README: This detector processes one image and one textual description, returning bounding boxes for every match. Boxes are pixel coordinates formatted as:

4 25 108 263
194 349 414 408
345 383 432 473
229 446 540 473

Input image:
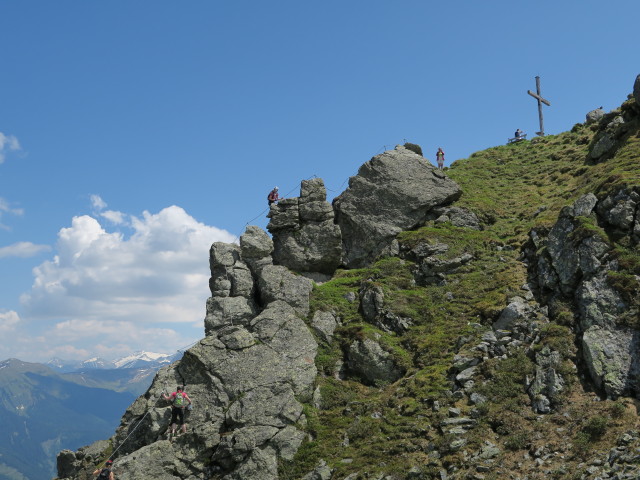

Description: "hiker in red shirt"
163 385 192 440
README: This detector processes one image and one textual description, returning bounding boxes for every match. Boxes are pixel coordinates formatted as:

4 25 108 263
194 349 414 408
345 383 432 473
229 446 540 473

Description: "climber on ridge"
92 459 114 479
267 186 280 205
163 385 192 440
436 147 445 170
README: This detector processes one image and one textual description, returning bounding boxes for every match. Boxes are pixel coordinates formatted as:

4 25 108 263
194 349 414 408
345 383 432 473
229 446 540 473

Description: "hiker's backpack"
173 392 185 408
98 467 111 479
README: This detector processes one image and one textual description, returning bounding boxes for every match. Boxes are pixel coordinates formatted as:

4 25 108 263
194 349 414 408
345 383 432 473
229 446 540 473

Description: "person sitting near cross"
514 128 524 139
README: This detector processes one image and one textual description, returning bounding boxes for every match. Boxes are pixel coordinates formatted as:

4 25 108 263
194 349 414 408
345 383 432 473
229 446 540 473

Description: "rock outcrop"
55 74 640 480
333 145 462 268
588 75 640 161
57 142 469 480
267 178 342 276
58 230 317 480
527 191 640 398
586 107 605 124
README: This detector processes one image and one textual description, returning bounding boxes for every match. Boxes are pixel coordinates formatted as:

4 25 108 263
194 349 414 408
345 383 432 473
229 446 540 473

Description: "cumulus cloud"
18 205 235 360
0 318 189 362
0 241 51 258
0 132 21 164
0 310 20 332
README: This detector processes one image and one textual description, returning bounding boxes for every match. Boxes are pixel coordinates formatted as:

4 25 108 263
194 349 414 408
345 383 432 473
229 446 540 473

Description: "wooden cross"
527 76 551 136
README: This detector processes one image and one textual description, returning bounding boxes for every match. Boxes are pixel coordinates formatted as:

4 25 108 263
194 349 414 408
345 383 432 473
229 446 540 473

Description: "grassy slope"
280 98 640 479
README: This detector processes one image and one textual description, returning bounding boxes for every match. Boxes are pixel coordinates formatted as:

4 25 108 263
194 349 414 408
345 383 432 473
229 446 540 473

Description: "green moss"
504 431 531 451
568 215 610 244
537 323 576 359
477 352 535 404
582 415 608 439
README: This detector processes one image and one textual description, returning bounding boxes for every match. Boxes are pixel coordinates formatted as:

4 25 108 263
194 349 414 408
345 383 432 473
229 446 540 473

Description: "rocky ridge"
57 146 462 479
58 75 640 480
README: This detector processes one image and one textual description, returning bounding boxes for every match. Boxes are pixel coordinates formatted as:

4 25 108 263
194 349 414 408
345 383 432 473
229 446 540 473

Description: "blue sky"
0 1 638 362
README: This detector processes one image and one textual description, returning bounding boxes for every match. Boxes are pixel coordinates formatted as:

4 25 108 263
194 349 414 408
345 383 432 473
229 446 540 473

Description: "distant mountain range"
0 352 181 480
46 350 180 373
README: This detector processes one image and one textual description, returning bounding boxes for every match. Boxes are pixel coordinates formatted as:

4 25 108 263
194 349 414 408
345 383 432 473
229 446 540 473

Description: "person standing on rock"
163 385 192 440
267 186 280 205
92 459 114 479
436 148 445 169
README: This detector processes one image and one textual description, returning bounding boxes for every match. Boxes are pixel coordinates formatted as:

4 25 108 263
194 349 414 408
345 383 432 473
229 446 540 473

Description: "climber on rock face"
163 385 192 440
92 459 114 480
267 186 280 205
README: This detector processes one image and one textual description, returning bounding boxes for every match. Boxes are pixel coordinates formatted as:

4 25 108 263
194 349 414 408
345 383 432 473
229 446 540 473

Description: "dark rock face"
528 346 565 414
527 191 640 398
333 145 462 268
588 75 640 161
359 281 413 334
400 239 473 287
267 178 342 275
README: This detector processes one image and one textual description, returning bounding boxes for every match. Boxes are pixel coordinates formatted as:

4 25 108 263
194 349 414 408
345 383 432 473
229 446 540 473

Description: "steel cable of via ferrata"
229 174 319 243
99 393 163 469
99 337 202 469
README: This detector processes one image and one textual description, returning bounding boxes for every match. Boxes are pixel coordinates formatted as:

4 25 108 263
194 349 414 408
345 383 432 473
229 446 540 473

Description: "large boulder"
333 145 462 268
582 325 640 398
585 108 605 124
267 178 342 275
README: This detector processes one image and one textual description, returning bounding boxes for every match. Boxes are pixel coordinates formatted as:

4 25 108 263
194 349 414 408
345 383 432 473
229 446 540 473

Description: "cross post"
527 76 551 136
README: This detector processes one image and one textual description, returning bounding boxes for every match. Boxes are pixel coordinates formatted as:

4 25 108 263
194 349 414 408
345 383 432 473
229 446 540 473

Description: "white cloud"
0 310 20 332
0 198 24 230
0 198 24 216
90 194 107 211
17 205 236 360
0 241 51 258
100 210 126 225
0 132 21 164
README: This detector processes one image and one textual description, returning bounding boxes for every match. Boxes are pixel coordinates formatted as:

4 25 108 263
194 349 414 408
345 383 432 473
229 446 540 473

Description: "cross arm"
527 90 551 106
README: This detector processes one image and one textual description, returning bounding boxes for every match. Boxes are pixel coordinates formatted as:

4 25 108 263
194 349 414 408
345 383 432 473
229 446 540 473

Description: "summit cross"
527 76 551 136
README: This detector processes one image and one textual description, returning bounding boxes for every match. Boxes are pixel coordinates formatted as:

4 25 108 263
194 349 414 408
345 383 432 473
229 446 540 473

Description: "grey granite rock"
347 338 404 385
268 178 342 274
586 108 606 124
257 265 313 316
333 145 462 268
311 310 339 343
